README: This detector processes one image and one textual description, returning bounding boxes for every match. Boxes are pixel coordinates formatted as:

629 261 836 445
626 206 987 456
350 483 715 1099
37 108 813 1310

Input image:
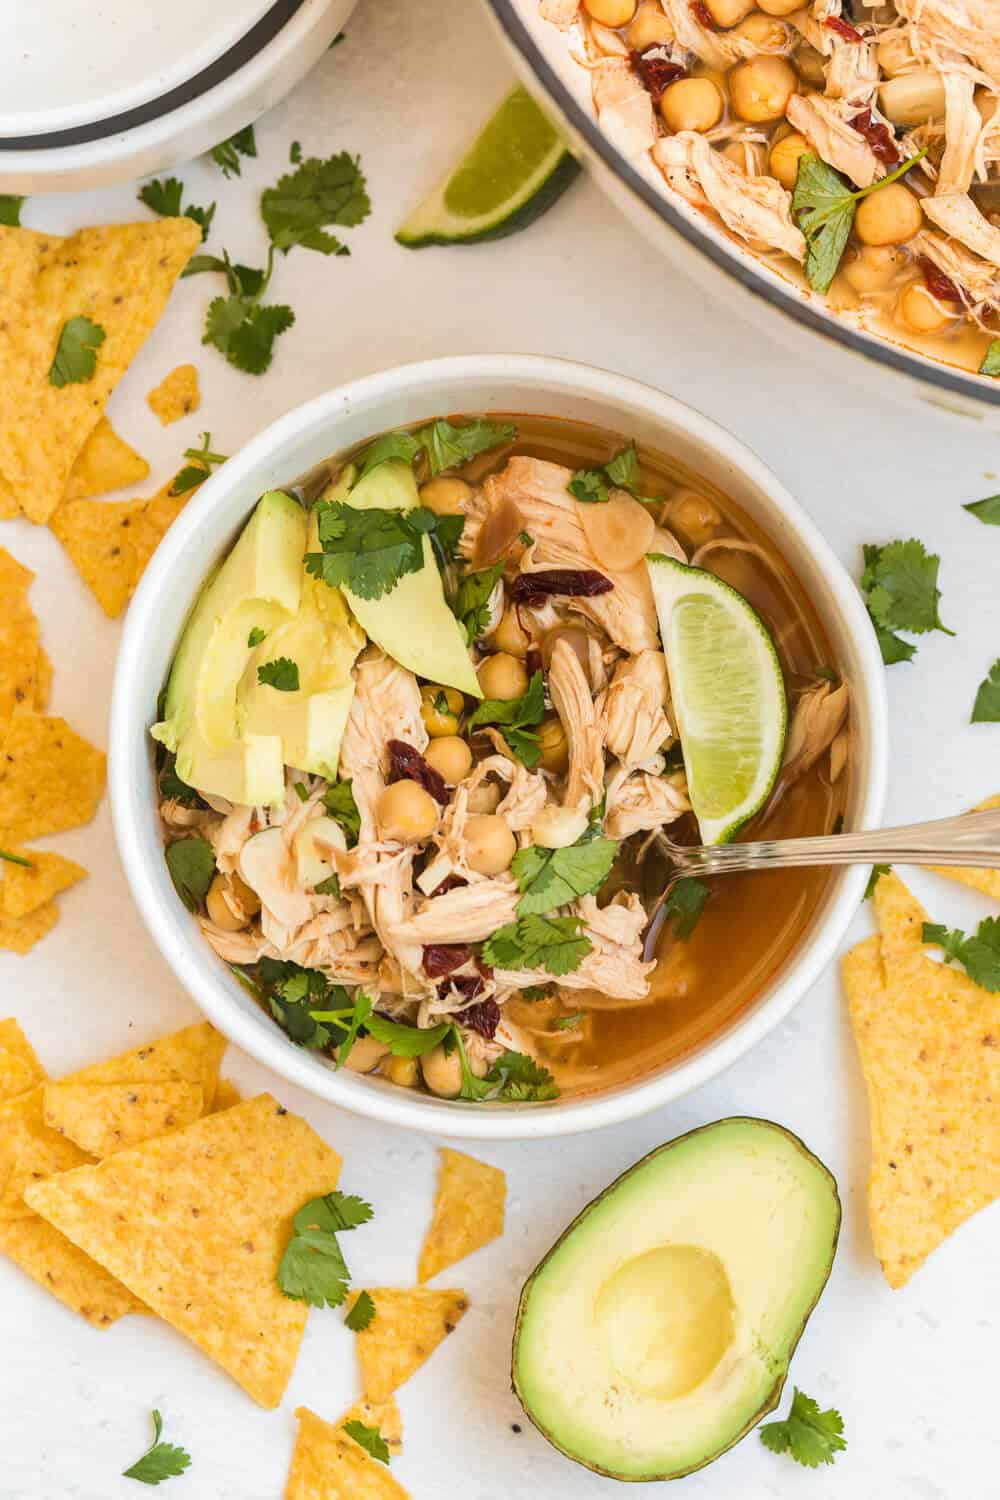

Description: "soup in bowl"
110 356 887 1138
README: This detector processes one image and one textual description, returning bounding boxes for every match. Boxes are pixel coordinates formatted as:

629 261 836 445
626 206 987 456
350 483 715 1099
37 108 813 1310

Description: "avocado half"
512 1117 840 1482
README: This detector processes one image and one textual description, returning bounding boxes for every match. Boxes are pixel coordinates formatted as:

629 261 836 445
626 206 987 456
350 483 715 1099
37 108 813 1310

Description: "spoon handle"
675 807 1000 880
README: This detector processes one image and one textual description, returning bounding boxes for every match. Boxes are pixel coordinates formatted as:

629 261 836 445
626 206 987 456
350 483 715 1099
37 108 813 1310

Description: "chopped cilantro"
512 831 618 916
568 468 609 505
519 530 534 547
209 124 257 177
482 913 592 976
859 539 953 665
256 958 361 1053
345 1289 375 1331
662 877 710 939
257 656 299 691
979 341 1000 377
466 671 545 767
313 873 341 898
793 149 926 293
306 500 459 600
553 1012 585 1030
203 292 295 376
451 1031 559 1101
138 176 215 240
247 626 267 648
520 986 549 1001
760 1389 846 1468
568 444 657 507
48 316 106 388
963 493 1000 525
0 195 24 226
158 762 204 809
164 836 215 912
169 431 228 495
293 781 310 802
360 419 516 478
864 864 891 899
122 1409 191 1486
0 848 32 868
923 916 1000 991
343 1420 389 1464
454 563 504 643
261 151 370 255
364 1014 452 1056
972 658 1000 722
290 140 303 164
322 780 361 847
278 1190 373 1308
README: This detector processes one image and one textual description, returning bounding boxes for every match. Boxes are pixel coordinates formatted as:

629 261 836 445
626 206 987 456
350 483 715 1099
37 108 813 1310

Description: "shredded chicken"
604 766 691 839
654 132 807 259
592 58 658 159
782 680 850 781
786 92 887 187
387 880 521 945
597 650 672 769
922 191 1000 266
548 637 606 810
540 0 579 23
911 228 1000 314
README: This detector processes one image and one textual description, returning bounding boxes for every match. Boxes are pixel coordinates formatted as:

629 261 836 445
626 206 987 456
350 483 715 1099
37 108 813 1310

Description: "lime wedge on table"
646 555 787 846
396 85 580 248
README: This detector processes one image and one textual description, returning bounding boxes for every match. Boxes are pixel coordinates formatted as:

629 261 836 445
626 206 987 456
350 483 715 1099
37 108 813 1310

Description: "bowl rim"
484 0 1000 413
110 352 889 1140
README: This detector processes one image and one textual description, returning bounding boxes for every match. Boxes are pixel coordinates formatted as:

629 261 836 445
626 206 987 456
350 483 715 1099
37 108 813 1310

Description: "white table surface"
2 2 998 1496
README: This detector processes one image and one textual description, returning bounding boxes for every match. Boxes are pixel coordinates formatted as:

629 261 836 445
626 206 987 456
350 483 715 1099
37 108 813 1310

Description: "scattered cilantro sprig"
449 1029 559 1102
859 539 953 666
466 670 545 766
48 316 106 388
963 492 1000 525
169 431 228 496
123 1409 191 1486
360 418 516 480
454 564 504 644
760 1388 846 1468
138 176 215 240
662 877 710 939
345 1290 375 1331
512 829 618 916
343 1420 389 1464
568 444 657 507
257 656 300 691
305 499 459 600
278 1190 373 1308
209 124 257 178
0 195 24 226
482 912 592 976
364 1014 452 1056
923 916 1000 992
864 864 891 899
793 149 926 294
971 658 1000 722
164 836 215 912
261 150 369 255
323 780 361 847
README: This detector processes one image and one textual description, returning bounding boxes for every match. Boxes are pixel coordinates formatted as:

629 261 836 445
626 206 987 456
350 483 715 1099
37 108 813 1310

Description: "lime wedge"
646 554 787 846
396 85 580 248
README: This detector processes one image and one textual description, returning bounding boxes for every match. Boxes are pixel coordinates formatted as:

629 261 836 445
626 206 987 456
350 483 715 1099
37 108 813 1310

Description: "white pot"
110 354 888 1140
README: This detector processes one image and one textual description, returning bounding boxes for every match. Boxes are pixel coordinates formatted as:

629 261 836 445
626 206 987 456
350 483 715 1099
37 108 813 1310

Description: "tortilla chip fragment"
286 1408 411 1500
932 792 1000 903
0 902 59 954
64 417 149 500
210 1077 242 1113
25 1094 343 1407
0 1086 91 1220
418 1147 505 1283
44 1080 204 1157
0 219 201 524
0 548 39 736
337 1398 403 1456
50 477 194 617
0 1019 45 1102
1 847 86 918
348 1287 469 1402
844 873 1000 1288
0 1213 145 1326
58 1020 225 1110
0 710 106 843
34 647 52 712
147 363 200 425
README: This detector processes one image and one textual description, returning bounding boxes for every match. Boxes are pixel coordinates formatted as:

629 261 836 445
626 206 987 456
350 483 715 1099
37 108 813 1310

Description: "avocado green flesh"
512 1118 840 1482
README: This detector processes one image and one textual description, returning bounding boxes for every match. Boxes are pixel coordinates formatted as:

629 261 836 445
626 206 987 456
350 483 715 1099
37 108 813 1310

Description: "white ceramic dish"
0 0 354 193
110 354 888 1140
482 1 1000 425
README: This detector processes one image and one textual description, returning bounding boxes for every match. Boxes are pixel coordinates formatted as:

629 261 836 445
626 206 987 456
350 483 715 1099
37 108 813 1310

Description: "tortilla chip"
58 1021 225 1110
63 417 149 501
129 478 194 583
0 477 19 519
0 219 201 524
0 548 39 737
26 1094 343 1407
34 647 52 712
210 1077 242 1113
418 1148 505 1283
1 847 86 918
337 1398 403 1456
147 364 200 425
49 494 149 618
0 710 106 843
347 1287 469 1402
844 873 1000 1288
286 1408 411 1500
932 792 1000 903
0 1086 91 1220
0 902 59 954
44 1081 204 1157
0 1018 45 1102
0 1214 145 1326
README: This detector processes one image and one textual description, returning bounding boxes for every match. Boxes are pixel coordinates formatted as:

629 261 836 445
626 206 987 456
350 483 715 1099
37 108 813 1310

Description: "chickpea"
794 45 827 88
419 477 471 517
756 0 803 14
478 652 529 702
467 780 502 814
205 872 247 931
537 716 570 774
230 870 261 918
343 1035 390 1074
424 735 473 785
733 11 787 46
421 683 464 737
492 606 533 659
583 0 637 23
660 77 723 134
465 814 517 876
768 131 810 190
897 280 951 334
382 1056 420 1088
420 1043 463 1098
842 244 907 295
854 183 923 247
729 55 797 121
664 488 722 548
376 779 439 843
626 0 675 48
704 0 754 23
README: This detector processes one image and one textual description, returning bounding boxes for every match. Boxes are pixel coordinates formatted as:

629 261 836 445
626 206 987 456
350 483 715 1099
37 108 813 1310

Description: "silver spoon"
642 806 1000 959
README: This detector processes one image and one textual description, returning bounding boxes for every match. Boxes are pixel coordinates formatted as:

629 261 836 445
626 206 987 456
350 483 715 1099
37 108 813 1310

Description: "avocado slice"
512 1117 840 1482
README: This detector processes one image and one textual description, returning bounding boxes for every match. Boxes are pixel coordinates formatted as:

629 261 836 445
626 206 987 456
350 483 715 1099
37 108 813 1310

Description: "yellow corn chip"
0 548 39 737
49 494 149 618
58 1021 225 1110
26 1094 343 1407
0 709 106 843
1 847 86 918
210 1077 242 1113
0 1018 45 1102
34 647 52 712
0 902 59 955
0 547 34 593
418 1148 505 1283
844 874 1000 1288
337 1398 403 1456
129 478 194 583
63 417 149 501
0 219 201 524
0 1213 145 1326
0 477 19 519
932 792 1000 903
147 363 200 425
286 1408 411 1500
0 1086 91 1220
347 1287 469 1402
43 1081 204 1157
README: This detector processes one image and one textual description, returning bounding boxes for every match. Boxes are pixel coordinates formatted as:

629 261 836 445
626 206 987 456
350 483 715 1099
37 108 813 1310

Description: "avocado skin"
510 1116 841 1482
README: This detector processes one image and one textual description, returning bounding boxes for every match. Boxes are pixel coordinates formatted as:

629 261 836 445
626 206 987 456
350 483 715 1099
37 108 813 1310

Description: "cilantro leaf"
345 1289 375 1331
365 1014 452 1056
864 864 891 899
123 1409 191 1486
209 124 257 177
793 149 927 294
359 431 422 478
247 626 267 648
513 832 618 916
454 564 504 643
963 494 1000 525
874 625 917 665
980 340 1000 377
278 1189 374 1307
568 444 656 507
169 431 227 496
323 779 361 847
159 762 205 809
257 656 300 692
164 836 215 912
482 913 592 976
972 658 1000 722
923 916 1000 991
662 877 710 939
0 195 23 226
466 672 545 767
313 872 342 898
168 465 208 497
305 501 440 600
138 177 215 240
413 418 516 476
860 539 952 664
290 140 303 164
568 468 610 504
203 294 295 375
343 1421 389 1464
262 151 370 254
48 316 106 388
760 1389 846 1468
183 252 265 297
257 958 351 1050
604 444 644 492
520 985 549 1001
450 1029 559 1102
